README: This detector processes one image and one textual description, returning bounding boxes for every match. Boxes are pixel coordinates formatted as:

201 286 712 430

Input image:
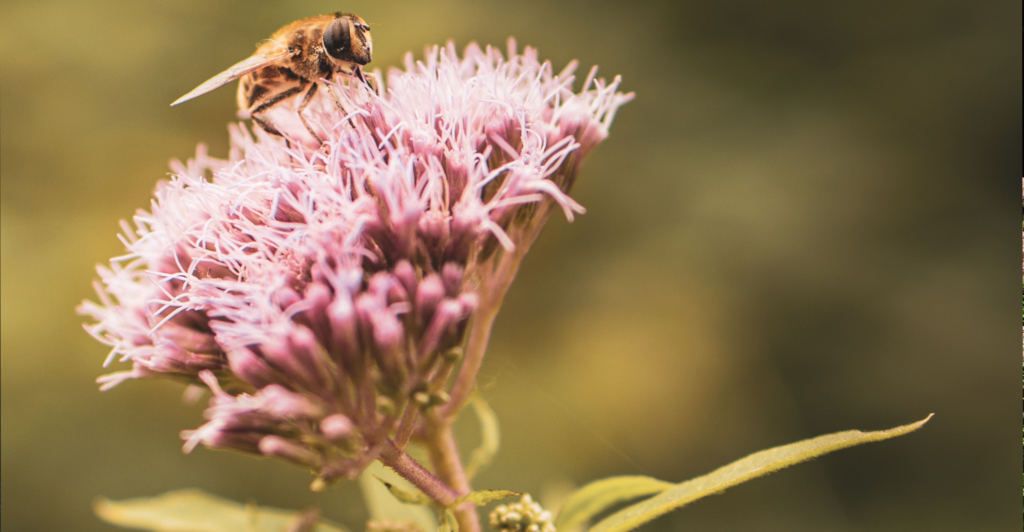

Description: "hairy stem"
378 439 459 506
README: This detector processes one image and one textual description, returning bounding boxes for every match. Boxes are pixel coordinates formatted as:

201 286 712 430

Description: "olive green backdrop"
1 1 1020 530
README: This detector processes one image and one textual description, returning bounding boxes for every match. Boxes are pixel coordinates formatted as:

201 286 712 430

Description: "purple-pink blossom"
80 40 631 487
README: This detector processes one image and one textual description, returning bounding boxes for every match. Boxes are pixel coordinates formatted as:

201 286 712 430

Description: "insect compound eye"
323 17 352 60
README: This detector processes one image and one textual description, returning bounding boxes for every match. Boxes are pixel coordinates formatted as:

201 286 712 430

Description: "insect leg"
251 115 284 137
249 84 305 137
353 67 378 94
296 82 323 144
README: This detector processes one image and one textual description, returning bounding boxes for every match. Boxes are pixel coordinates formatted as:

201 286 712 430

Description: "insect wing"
171 51 292 106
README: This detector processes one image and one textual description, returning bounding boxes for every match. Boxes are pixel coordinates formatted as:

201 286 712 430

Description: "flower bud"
457 292 479 315
185 427 262 454
273 285 303 310
376 396 397 417
326 290 360 370
414 274 445 325
227 347 276 388
393 260 418 299
144 343 223 374
157 322 220 354
257 384 323 419
298 282 333 344
259 336 315 389
368 272 394 298
320 414 354 440
259 435 320 467
287 325 334 392
356 292 405 388
443 347 463 362
429 390 449 406
440 263 464 297
387 282 410 307
444 210 479 264
418 299 461 358
413 391 431 406
371 308 406 371
418 211 451 258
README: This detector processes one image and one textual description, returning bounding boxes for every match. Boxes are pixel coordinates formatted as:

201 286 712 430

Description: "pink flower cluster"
80 40 631 486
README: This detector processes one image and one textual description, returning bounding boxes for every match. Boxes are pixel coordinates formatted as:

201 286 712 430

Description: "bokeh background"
1 1 1020 530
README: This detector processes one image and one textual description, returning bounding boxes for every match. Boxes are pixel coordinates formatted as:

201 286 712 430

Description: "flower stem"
440 203 553 420
378 439 460 506
424 418 480 532
439 304 502 420
394 402 419 450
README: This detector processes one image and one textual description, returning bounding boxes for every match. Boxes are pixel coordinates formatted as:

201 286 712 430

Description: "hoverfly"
171 12 372 143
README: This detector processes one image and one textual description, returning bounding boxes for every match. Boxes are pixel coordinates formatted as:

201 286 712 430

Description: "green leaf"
465 395 500 480
93 489 347 532
359 461 437 532
438 509 459 532
554 476 673 531
456 490 520 506
590 415 933 532
375 476 429 505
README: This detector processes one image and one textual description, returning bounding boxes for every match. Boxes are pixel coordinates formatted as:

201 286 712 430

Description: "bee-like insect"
172 12 372 143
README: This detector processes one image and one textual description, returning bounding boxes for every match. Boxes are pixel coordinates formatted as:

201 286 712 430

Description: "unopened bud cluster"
81 40 630 487
489 494 556 532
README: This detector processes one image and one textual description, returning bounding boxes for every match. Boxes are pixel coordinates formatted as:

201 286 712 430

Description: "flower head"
80 40 631 487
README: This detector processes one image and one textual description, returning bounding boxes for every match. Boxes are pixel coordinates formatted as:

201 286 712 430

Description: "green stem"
424 418 480 532
393 402 419 450
438 303 502 421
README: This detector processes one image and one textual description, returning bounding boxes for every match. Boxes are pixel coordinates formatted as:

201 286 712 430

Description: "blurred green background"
1 1 1019 530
